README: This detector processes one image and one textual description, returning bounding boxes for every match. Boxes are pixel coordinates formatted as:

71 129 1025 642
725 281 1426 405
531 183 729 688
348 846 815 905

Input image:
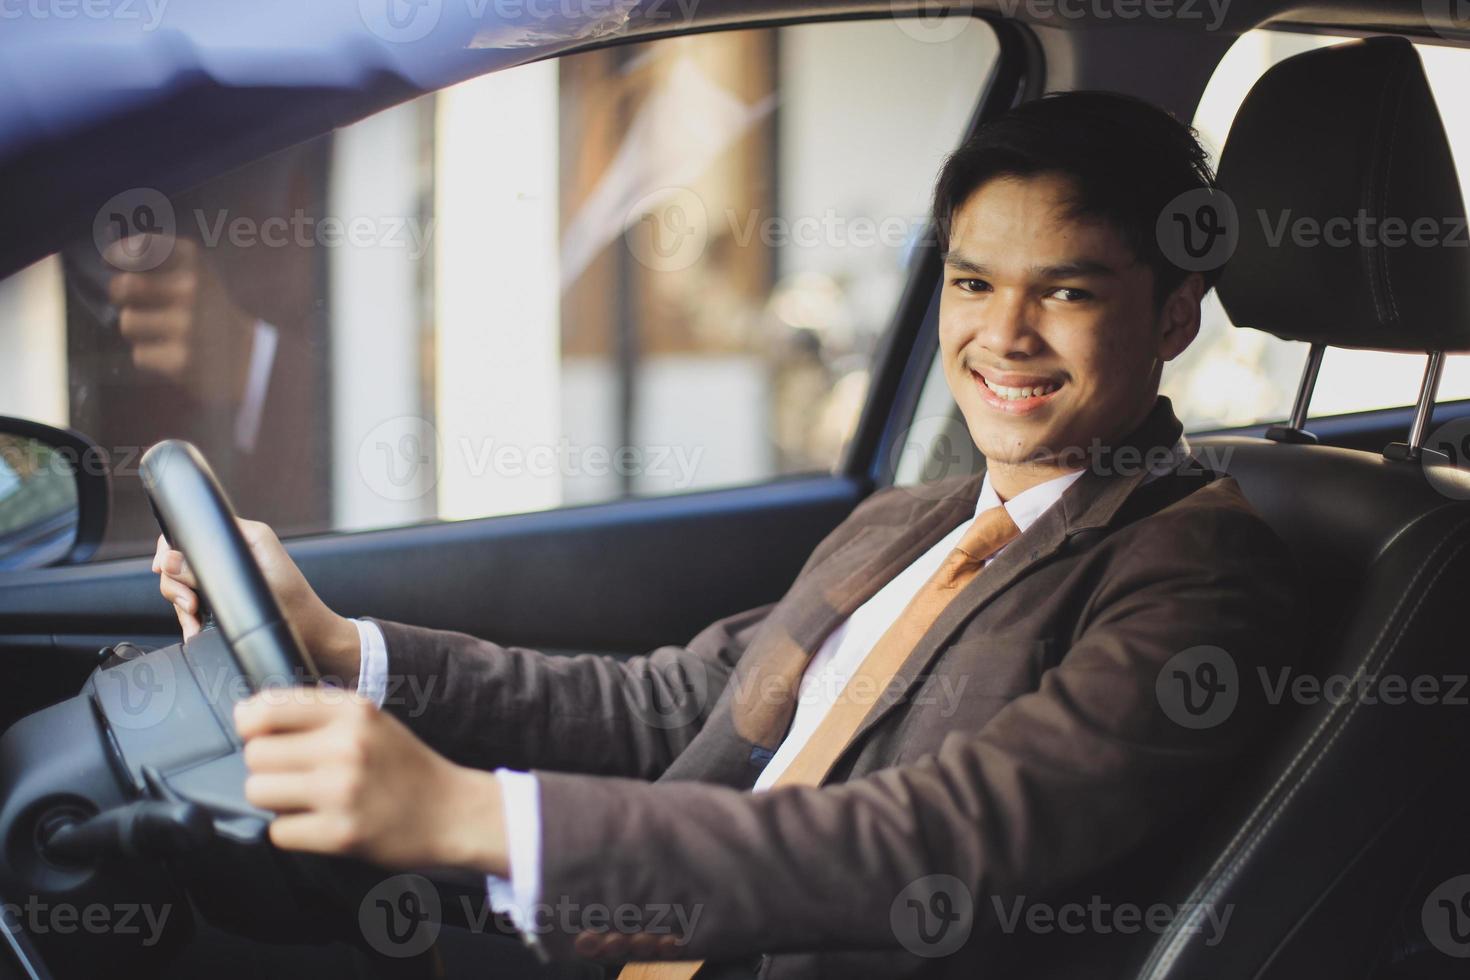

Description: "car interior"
3 2 1470 978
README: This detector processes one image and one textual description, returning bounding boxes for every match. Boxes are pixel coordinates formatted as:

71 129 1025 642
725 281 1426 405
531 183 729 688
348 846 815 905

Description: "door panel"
0 473 867 732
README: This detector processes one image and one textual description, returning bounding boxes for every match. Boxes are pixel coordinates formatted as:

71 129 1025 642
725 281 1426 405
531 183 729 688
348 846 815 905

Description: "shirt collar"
972 434 1190 533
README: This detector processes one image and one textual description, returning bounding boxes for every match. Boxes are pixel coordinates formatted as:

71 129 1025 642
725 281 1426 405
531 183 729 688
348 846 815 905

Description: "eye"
950 278 990 294
1050 287 1093 302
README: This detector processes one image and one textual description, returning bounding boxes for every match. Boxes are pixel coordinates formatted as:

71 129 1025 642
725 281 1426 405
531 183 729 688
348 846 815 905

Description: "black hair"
931 91 1220 305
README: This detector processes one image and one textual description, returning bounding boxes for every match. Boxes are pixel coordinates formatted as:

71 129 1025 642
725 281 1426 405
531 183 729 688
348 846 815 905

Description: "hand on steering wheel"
153 519 362 685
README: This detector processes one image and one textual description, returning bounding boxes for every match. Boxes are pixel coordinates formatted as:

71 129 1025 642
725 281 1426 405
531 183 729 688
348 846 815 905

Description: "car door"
0 13 1034 748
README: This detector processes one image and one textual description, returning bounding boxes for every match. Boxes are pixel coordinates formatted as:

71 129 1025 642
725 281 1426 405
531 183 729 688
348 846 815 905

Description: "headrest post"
1384 351 1444 462
1265 343 1324 445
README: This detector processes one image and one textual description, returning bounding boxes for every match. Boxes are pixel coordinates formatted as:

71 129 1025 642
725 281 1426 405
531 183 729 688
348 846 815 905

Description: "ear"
1158 272 1205 361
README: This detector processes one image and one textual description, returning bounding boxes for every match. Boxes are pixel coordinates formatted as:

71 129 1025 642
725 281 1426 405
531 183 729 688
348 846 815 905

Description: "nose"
973 289 1043 359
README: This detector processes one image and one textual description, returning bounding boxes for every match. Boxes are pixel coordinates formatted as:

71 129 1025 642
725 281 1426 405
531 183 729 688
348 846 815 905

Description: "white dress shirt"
353 436 1188 942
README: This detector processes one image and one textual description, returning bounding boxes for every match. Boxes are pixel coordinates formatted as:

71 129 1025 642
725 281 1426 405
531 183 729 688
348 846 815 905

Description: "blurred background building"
0 20 1465 558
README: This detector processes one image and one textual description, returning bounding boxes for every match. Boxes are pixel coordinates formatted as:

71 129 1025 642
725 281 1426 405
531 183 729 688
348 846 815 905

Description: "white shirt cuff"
486 769 543 946
353 618 389 708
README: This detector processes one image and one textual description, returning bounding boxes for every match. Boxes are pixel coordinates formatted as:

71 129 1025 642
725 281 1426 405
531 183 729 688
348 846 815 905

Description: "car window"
1166 29 1470 431
0 17 998 560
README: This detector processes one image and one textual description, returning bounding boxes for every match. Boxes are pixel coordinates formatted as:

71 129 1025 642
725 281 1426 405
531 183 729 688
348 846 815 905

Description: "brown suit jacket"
369 395 1301 978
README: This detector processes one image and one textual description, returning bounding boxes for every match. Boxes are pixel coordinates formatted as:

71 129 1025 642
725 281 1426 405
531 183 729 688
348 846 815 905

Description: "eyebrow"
941 252 1119 280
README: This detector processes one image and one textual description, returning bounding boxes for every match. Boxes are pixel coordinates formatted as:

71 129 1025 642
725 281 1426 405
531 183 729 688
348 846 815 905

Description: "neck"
986 396 1163 501
987 458 1083 502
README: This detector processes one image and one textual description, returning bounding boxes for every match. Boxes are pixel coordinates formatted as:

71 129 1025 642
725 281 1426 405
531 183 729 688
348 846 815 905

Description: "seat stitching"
1143 513 1470 977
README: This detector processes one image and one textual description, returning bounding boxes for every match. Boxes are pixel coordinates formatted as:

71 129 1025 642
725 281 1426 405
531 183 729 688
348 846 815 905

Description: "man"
155 91 1299 977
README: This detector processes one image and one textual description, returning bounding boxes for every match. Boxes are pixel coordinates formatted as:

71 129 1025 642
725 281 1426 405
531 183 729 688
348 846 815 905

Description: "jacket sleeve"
362 486 909 778
521 503 1300 962
365 602 773 778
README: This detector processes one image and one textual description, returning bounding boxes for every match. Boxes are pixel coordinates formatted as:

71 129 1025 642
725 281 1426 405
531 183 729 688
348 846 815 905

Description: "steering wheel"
0 441 493 980
139 439 318 688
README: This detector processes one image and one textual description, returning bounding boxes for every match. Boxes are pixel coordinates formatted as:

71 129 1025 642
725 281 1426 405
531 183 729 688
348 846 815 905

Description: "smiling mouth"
970 368 1064 413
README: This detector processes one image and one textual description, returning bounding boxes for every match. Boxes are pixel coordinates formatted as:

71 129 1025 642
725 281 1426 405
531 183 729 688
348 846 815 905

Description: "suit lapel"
729 396 1187 758
834 396 1188 765
727 478 978 750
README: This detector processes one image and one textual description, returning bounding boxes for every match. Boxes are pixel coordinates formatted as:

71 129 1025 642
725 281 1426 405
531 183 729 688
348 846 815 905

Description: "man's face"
938 172 1198 483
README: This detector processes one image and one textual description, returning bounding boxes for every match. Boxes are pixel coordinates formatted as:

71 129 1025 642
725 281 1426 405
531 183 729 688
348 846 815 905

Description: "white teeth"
982 376 1060 400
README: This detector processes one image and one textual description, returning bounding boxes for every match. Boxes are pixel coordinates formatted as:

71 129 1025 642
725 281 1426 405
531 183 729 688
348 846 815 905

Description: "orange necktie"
618 505 1022 979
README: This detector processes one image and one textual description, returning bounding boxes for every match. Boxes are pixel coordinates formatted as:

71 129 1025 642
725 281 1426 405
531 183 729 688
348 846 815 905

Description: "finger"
152 534 167 573
244 771 322 813
234 688 362 739
242 730 329 773
129 340 189 380
107 268 193 309
118 307 189 345
161 550 197 588
161 579 198 616
102 233 178 273
178 606 201 642
267 813 356 856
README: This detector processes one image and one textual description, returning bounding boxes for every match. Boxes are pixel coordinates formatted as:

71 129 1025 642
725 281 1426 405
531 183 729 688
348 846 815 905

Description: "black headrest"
1214 37 1470 353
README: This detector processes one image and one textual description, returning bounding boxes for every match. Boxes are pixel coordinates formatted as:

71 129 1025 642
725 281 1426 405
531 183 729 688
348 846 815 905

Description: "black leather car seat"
1129 36 1470 979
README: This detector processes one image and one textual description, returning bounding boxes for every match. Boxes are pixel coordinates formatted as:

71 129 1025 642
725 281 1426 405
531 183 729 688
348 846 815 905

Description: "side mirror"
0 417 110 570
